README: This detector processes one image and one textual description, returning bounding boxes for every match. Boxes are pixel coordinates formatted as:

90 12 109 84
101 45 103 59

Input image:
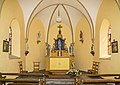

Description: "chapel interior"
0 0 120 85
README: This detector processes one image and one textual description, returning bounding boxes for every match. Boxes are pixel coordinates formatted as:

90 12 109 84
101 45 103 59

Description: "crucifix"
57 24 63 34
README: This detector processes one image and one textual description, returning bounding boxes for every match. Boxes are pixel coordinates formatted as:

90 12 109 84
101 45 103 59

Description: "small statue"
80 31 83 43
69 43 74 56
46 43 51 56
71 60 75 69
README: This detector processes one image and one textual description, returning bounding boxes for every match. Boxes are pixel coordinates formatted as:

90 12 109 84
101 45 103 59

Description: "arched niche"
99 19 111 59
48 23 72 49
9 19 20 59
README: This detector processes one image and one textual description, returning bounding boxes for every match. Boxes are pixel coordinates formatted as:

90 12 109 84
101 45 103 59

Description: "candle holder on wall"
37 31 41 44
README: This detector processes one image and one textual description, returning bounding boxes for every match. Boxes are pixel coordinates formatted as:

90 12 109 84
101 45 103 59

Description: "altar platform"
15 69 107 85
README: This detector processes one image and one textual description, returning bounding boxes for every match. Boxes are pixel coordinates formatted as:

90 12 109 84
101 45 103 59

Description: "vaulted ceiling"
0 0 119 42
17 0 103 39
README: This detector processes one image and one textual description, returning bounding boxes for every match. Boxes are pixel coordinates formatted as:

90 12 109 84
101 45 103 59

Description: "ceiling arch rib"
77 0 94 43
27 4 92 43
62 5 74 43
26 1 94 42
47 4 59 43
46 4 74 43
27 0 93 28
27 5 57 39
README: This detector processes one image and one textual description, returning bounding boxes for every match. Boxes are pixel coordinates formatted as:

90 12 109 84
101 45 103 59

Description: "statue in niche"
80 30 83 43
46 43 51 56
69 43 74 56
58 39 62 50
53 24 66 50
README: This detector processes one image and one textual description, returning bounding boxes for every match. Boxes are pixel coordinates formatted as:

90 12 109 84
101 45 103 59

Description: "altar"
45 25 74 71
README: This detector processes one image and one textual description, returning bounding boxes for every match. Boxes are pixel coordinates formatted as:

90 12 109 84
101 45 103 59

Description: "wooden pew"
0 78 43 85
0 72 46 85
2 72 120 85
75 74 120 85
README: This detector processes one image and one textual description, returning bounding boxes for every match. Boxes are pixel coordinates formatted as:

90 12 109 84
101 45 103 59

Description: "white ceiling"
18 0 103 36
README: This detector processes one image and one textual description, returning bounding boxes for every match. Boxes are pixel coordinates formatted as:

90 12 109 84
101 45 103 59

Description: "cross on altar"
57 24 63 29
57 25 63 34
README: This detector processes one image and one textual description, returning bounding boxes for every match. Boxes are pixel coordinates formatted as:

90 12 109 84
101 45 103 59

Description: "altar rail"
1 72 120 85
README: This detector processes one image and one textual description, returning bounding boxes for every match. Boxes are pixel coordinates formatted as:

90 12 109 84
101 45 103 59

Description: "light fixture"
25 38 29 56
56 9 62 23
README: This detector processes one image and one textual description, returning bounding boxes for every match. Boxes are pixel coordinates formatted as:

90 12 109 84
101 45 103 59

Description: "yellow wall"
26 17 45 72
95 0 120 73
0 0 25 72
75 18 93 71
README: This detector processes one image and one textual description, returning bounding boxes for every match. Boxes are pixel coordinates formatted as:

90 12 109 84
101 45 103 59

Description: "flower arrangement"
66 60 81 76
66 68 81 76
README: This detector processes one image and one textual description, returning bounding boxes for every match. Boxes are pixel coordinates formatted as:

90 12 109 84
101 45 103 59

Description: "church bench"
0 78 44 85
2 72 120 85
74 74 120 85
77 79 120 85
0 72 46 85
8 83 38 85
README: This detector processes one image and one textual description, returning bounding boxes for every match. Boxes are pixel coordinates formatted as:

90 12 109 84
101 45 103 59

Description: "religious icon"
58 39 62 50
112 40 118 53
46 43 51 56
3 39 9 52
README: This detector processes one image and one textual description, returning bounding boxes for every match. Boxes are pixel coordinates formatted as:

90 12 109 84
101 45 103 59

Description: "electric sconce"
37 31 41 44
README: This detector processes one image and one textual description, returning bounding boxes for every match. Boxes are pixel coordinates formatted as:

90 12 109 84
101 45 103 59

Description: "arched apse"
75 17 93 71
95 0 120 73
99 19 111 59
48 23 72 48
25 0 94 45
26 17 45 71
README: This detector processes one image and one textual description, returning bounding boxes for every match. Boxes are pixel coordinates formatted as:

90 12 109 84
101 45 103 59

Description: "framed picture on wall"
3 40 9 52
112 41 118 53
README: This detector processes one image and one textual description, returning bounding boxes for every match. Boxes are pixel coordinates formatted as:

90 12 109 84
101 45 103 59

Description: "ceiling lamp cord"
56 9 62 23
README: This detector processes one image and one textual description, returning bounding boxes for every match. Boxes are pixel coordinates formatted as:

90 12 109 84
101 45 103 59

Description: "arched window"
100 19 111 59
9 26 12 55
9 19 20 58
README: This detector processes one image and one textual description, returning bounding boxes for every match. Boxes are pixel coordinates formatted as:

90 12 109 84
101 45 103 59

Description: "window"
9 19 20 58
100 19 111 59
